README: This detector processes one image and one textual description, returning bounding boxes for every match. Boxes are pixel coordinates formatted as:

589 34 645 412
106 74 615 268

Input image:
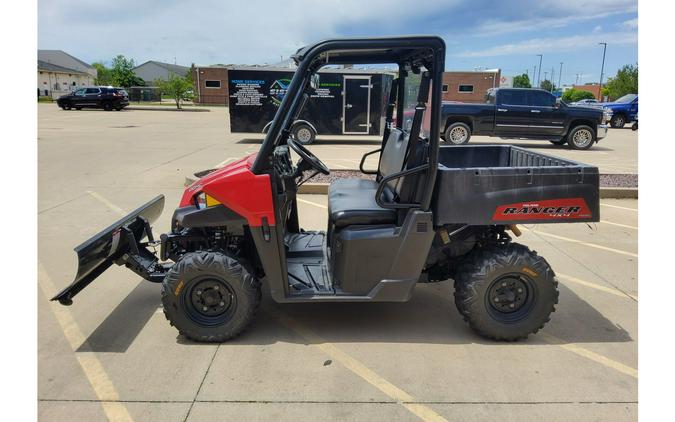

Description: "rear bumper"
596 124 608 140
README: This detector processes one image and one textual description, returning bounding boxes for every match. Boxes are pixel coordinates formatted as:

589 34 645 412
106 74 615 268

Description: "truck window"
529 91 555 107
499 90 527 106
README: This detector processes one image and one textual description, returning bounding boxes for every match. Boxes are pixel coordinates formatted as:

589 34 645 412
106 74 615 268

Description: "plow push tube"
51 195 165 306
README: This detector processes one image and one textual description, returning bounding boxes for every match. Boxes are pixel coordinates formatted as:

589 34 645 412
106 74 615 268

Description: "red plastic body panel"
492 198 592 222
180 154 275 226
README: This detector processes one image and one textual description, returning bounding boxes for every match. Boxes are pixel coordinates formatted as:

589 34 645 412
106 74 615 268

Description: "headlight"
602 108 613 123
194 192 220 209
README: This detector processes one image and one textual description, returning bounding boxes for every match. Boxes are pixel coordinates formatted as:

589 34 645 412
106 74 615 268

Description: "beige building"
37 50 96 98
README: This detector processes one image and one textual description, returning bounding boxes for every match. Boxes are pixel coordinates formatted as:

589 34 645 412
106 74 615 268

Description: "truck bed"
431 145 599 225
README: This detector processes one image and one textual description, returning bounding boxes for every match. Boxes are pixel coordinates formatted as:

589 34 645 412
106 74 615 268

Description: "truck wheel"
444 122 471 145
610 114 626 128
103 102 113 111
161 252 261 342
567 125 595 150
454 243 558 341
292 123 316 145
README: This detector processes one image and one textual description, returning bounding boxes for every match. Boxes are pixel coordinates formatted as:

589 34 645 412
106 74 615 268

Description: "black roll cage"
251 35 446 211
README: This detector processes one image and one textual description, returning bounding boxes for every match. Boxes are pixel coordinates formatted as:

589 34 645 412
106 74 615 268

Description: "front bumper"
596 124 608 140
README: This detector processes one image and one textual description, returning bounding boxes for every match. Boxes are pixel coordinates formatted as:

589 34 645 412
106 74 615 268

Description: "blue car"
600 94 638 128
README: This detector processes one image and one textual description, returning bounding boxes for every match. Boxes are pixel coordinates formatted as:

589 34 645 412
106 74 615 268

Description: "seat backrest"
379 128 409 193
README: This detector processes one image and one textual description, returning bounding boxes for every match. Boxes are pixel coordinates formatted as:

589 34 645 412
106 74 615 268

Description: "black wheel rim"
486 273 537 323
183 276 237 326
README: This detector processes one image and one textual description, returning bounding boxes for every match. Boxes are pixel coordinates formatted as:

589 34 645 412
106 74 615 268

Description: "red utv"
53 36 600 342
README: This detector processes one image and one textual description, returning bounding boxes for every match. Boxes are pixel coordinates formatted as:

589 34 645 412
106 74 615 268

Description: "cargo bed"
431 145 599 225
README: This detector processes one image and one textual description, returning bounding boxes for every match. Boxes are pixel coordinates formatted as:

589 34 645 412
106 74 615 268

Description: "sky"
38 0 637 86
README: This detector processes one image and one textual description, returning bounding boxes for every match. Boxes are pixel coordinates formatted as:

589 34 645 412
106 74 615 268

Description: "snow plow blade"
51 195 165 306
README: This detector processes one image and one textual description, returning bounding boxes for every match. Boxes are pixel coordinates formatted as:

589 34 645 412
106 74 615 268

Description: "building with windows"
37 50 96 98
441 69 501 103
193 66 230 105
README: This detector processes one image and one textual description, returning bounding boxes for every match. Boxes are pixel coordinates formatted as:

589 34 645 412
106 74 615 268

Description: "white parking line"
600 220 638 230
39 262 134 422
557 272 637 301
297 197 327 209
523 227 637 258
87 191 126 216
601 203 638 212
541 333 638 379
269 308 448 422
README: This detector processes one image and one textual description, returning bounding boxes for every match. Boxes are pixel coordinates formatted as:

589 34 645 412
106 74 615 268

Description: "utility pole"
551 67 555 91
536 54 543 87
598 42 607 101
558 62 563 89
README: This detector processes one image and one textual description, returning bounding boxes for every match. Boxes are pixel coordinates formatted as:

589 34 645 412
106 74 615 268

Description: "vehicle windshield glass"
614 94 637 103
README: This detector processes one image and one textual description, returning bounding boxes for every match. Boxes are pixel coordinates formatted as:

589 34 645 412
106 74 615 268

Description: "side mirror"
554 98 562 109
310 74 320 90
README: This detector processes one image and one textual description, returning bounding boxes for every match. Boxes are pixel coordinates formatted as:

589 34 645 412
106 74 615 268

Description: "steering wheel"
287 137 330 175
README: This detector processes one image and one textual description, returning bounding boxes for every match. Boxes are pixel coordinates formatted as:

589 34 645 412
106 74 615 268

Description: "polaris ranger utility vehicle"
53 36 600 342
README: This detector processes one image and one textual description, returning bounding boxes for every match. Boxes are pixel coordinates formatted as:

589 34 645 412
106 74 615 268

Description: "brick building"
193 66 230 105
572 83 603 100
441 69 501 103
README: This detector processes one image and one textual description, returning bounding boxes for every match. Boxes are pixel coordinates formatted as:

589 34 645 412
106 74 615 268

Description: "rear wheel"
161 252 261 342
610 114 626 128
567 125 595 150
292 123 316 145
454 243 558 341
443 122 471 145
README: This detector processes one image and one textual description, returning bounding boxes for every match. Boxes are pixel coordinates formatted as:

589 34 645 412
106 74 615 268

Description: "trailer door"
342 76 371 134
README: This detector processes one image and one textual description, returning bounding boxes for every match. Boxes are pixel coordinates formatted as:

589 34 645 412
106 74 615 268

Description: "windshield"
614 94 637 103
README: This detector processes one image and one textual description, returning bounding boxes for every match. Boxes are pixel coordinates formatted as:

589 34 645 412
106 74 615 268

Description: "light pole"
536 54 543 87
598 42 607 101
533 65 537 86
558 62 563 89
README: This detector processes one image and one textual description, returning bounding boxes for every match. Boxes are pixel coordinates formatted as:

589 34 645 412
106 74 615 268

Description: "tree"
110 55 144 87
540 79 555 92
562 88 596 103
92 62 112 86
158 73 193 109
602 64 638 100
512 73 531 88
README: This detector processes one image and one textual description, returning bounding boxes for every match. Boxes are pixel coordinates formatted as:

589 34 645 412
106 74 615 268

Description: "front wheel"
102 102 113 111
567 125 595 150
443 122 471 145
454 243 559 341
610 114 626 128
161 252 261 342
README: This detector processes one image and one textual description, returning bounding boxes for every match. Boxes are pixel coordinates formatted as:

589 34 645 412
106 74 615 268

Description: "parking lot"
38 104 637 421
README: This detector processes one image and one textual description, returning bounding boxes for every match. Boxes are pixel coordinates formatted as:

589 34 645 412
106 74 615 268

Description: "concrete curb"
126 106 210 112
599 187 638 199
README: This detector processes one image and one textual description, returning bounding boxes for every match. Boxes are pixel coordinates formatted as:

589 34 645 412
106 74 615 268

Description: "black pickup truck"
441 88 610 150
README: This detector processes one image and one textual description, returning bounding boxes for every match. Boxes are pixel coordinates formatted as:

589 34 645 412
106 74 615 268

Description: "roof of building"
37 60 87 75
38 50 94 69
134 60 190 75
